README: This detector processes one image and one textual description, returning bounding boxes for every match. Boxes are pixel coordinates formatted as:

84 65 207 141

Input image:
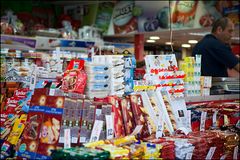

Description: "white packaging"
201 88 210 96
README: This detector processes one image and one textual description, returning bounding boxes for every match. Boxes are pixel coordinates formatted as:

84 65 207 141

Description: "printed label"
220 154 227 160
64 129 71 149
156 120 163 138
130 125 143 136
49 89 55 96
224 115 230 126
233 146 238 160
105 115 114 139
89 120 103 142
212 110 218 127
200 111 207 131
187 110 192 131
205 147 216 160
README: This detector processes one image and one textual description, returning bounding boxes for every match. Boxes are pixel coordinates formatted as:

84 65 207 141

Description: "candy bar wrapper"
129 94 150 138
108 96 125 138
46 96 65 108
37 101 63 157
79 100 90 144
6 96 22 113
161 94 177 131
13 88 30 99
79 100 95 143
30 94 48 107
140 92 158 133
7 114 27 145
16 106 45 159
119 97 135 135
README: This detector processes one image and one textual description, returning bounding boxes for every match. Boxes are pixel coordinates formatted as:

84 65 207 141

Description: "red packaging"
13 88 30 99
36 102 63 158
17 106 45 159
30 94 48 107
5 97 22 113
65 59 85 72
33 88 49 96
46 96 65 108
61 69 87 94
108 96 125 138
119 97 135 135
129 94 150 138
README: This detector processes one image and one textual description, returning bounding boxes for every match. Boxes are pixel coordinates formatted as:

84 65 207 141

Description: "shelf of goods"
0 35 239 160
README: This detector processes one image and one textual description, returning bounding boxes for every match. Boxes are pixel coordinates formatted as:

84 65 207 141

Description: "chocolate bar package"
119 97 135 135
108 96 125 138
36 96 64 159
129 94 150 138
16 106 45 159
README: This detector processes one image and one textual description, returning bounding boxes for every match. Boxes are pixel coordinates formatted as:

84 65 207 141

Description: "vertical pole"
134 34 144 61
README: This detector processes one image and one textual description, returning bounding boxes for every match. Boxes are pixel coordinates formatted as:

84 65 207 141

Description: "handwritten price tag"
200 111 207 131
130 125 143 136
89 120 103 142
64 129 71 149
212 110 218 128
205 147 216 160
105 115 114 139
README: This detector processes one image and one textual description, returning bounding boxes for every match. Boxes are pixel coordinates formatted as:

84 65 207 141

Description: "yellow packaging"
7 114 27 145
84 140 105 148
113 135 137 146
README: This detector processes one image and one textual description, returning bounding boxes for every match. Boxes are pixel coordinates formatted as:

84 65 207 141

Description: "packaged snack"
129 94 150 138
17 106 45 159
112 135 137 147
36 97 64 158
119 97 135 135
108 96 125 138
62 69 87 94
96 144 130 159
7 114 27 145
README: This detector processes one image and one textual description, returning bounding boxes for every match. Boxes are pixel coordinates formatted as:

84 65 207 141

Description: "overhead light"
165 42 173 45
146 39 156 43
188 40 198 44
181 44 191 48
189 32 210 36
231 37 240 40
150 36 160 40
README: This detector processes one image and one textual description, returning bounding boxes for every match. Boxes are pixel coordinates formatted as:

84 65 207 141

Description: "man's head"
211 17 234 44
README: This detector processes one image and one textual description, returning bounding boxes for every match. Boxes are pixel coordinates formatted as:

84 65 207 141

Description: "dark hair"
211 17 230 33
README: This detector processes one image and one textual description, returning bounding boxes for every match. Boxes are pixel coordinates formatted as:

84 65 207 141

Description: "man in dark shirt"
192 17 239 77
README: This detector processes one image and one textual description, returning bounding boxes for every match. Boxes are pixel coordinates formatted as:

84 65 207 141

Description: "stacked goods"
180 55 201 96
144 54 185 98
106 55 125 97
188 131 224 159
123 55 136 95
213 130 239 160
187 101 240 131
1 88 31 141
58 97 84 146
200 76 212 96
16 89 65 159
85 61 111 99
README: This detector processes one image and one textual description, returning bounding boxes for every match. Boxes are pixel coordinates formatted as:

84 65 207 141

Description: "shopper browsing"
192 17 240 77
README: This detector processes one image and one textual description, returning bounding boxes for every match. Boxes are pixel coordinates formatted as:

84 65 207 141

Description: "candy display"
0 6 239 159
